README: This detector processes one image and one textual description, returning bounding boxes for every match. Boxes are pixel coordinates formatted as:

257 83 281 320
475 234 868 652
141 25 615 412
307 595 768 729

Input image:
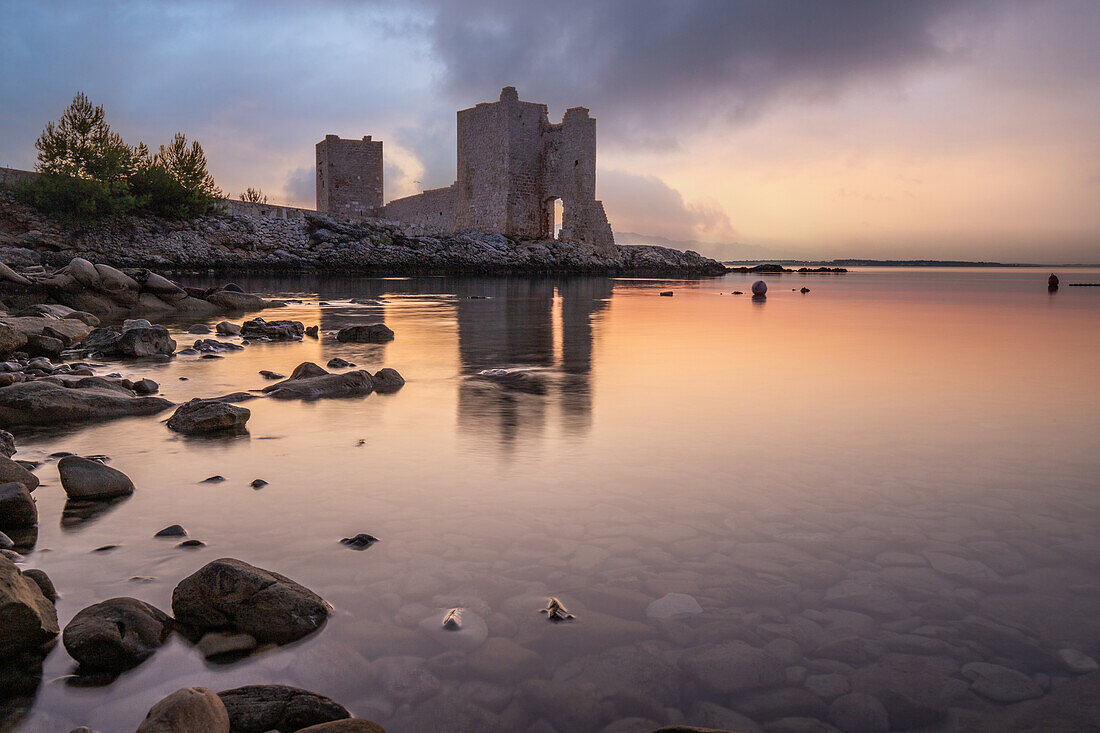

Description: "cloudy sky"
2 1 1098 262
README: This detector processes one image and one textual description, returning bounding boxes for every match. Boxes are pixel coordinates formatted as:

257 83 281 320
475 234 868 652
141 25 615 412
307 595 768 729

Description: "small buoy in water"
1049 273 1059 291
442 607 462 630
751 280 767 296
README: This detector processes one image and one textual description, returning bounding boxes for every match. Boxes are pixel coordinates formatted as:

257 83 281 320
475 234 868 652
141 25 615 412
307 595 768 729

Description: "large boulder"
0 380 172 428
297 722 388 732
136 686 230 733
0 315 92 347
217 685 350 733
62 597 172 672
678 641 785 695
0 482 36 528
67 257 101 289
93 263 141 305
140 272 190 303
57 455 135 500
0 429 15 458
204 290 267 312
0 323 28 357
115 325 176 357
369 368 405 393
0 455 39 491
0 554 59 655
166 400 250 435
241 318 304 341
261 362 376 400
172 558 330 644
336 324 394 343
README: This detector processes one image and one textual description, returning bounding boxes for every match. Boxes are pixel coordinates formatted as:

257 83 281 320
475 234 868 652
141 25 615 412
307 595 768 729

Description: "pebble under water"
5 268 1100 732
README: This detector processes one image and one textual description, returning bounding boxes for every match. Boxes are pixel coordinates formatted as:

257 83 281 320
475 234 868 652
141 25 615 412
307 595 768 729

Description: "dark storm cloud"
423 0 998 142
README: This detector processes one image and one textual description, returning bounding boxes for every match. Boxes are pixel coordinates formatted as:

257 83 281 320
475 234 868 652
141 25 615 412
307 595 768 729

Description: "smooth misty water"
6 268 1100 732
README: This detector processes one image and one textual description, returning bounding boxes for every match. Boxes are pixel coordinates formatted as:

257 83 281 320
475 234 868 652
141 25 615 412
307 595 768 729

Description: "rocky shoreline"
0 192 727 277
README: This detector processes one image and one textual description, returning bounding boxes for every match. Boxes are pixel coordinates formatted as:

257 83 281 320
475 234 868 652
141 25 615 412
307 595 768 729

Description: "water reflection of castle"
454 278 611 445
308 276 611 444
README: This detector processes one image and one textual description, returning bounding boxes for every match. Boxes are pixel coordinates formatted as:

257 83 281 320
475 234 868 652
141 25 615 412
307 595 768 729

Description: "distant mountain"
614 231 786 261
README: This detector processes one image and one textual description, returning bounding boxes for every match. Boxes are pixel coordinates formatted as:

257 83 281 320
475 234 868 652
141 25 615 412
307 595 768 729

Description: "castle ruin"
316 87 615 254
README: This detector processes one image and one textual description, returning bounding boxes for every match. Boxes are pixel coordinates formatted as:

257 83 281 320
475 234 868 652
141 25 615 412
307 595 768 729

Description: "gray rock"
679 640 785 694
259 370 285 380
1058 648 1099 673
0 380 172 429
135 686 230 733
295 723 387 733
962 661 1044 703
215 321 242 336
166 399 250 435
57 455 135 500
241 317 304 341
326 357 355 369
827 693 889 733
204 290 266 312
0 482 36 528
188 324 212 334
115 326 177 357
22 568 57 603
646 592 703 619
262 362 375 400
805 674 850 701
0 429 15 458
197 631 258 658
336 324 394 343
62 597 172 672
734 687 829 721
370 367 405 393
823 576 908 617
172 558 330 643
0 455 39 492
155 525 187 538
0 554 59 654
217 684 350 733
688 702 764 733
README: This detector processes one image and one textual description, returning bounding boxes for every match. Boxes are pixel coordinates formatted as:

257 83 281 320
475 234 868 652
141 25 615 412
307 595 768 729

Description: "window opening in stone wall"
542 197 563 240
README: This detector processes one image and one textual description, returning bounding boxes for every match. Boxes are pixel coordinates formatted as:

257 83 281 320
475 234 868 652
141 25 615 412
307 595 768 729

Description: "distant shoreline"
723 259 1100 268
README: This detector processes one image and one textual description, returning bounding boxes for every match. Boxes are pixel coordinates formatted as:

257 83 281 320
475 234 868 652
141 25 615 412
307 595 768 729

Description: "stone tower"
315 134 383 217
451 87 614 252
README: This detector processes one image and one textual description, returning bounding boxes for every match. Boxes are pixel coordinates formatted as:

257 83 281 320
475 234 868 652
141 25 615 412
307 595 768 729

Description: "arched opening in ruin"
541 196 564 240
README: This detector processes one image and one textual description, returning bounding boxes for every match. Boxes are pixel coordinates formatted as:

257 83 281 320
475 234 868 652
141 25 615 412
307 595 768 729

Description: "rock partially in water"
678 640 784 694
828 692 889 733
250 478 268 489
196 630 258 658
305 325 319 338
340 533 379 550
241 317 304 341
172 558 330 644
0 380 172 429
216 321 242 336
217 684 350 733
135 686 230 732
370 368 405 393
188 324 212 334
259 370 285 380
22 568 57 603
1058 648 1099 674
166 399 250 435
0 554 59 655
114 325 177 357
133 378 159 395
262 362 376 400
0 482 37 528
62 597 172 673
0 456 39 492
0 429 15 458
646 593 703 619
155 524 187 538
336 324 394 343
326 357 355 369
962 662 1044 703
296 721 388 732
57 456 134 500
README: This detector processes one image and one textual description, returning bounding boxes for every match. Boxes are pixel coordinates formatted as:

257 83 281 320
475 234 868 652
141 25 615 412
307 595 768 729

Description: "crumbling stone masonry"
315 134 383 218
317 88 615 254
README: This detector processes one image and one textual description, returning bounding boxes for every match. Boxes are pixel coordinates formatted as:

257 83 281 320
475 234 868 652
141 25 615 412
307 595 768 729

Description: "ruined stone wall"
315 135 383 217
223 199 313 220
454 92 511 233
0 167 37 189
380 184 456 236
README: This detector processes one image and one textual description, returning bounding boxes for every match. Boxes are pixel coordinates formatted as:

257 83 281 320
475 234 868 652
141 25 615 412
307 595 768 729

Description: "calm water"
7 268 1100 732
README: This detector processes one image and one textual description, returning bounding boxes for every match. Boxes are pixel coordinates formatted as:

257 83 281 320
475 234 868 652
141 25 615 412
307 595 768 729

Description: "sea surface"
7 267 1100 732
